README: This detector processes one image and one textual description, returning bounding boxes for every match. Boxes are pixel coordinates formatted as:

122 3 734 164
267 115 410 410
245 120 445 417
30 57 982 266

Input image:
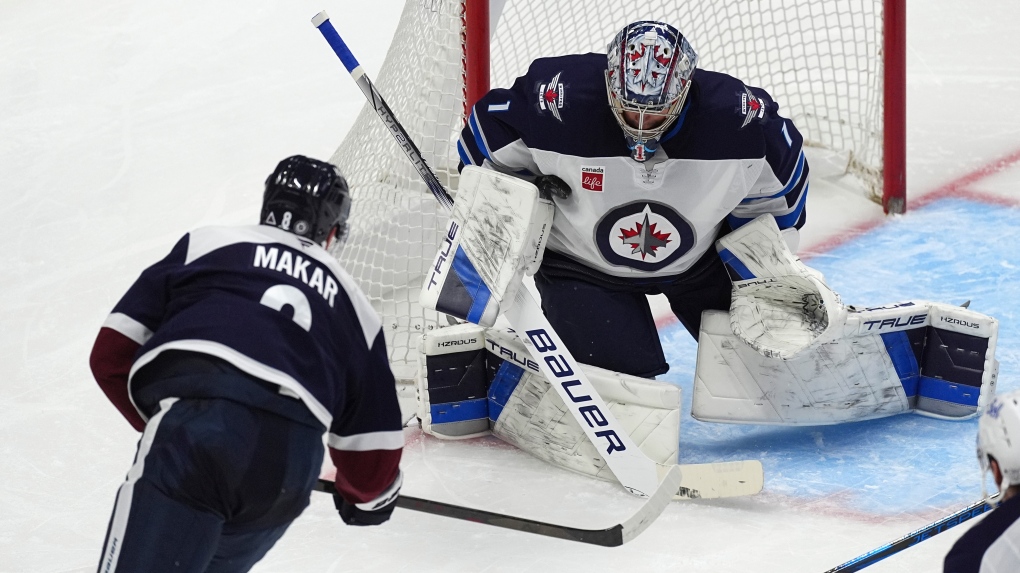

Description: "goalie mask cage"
328 0 906 381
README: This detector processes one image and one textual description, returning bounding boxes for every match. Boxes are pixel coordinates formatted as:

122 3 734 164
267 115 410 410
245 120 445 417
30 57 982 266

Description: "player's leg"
97 398 224 573
204 407 324 573
203 525 292 573
660 248 732 339
99 394 323 573
533 256 666 378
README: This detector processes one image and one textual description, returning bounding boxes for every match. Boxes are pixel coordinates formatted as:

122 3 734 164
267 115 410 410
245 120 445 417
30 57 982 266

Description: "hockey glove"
334 470 402 526
533 174 572 200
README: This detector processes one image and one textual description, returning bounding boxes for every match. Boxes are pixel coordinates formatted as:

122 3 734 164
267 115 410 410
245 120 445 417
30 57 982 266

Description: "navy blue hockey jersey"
944 494 1020 572
90 224 402 503
458 53 809 278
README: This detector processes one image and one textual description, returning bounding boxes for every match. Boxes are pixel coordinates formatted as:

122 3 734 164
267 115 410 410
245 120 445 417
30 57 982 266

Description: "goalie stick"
822 493 1000 572
312 10 661 497
313 465 682 547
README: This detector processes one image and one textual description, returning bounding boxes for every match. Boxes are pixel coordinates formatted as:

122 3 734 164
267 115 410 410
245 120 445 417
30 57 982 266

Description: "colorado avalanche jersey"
458 53 809 279
91 224 402 503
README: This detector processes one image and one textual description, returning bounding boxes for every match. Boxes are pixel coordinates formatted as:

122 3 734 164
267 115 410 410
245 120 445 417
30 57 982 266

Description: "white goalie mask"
977 390 1020 498
605 21 698 162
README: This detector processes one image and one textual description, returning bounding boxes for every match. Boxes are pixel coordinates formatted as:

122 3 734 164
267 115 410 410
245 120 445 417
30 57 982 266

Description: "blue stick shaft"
823 494 997 572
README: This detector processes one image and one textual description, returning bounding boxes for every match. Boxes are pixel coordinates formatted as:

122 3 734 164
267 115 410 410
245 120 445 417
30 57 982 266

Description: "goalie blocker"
420 166 553 327
693 214 999 425
417 323 681 484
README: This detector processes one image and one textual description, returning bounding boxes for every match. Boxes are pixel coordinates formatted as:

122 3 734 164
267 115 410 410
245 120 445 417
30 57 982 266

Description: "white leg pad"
485 328 680 483
417 323 491 439
693 300 1000 425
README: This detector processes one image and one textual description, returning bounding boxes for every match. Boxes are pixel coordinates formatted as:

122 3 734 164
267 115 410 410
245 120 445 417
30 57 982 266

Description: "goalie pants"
534 248 732 378
97 387 323 572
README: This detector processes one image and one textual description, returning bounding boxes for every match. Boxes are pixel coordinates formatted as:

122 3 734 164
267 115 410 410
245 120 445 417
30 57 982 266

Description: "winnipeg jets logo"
538 72 565 122
595 201 696 271
623 34 675 95
619 210 671 259
739 86 766 128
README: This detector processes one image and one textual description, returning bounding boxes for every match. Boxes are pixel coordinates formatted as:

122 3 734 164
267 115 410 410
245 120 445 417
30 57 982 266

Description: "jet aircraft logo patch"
739 86 766 128
537 72 565 122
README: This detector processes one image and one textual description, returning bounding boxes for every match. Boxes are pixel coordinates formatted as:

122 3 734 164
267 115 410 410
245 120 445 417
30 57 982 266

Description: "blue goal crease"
658 197 1020 515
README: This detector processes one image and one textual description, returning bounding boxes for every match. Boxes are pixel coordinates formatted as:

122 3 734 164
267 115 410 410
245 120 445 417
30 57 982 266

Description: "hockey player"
90 156 404 572
944 390 1020 572
455 20 809 378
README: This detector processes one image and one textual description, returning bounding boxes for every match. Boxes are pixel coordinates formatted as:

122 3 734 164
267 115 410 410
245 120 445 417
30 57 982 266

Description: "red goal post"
329 0 906 380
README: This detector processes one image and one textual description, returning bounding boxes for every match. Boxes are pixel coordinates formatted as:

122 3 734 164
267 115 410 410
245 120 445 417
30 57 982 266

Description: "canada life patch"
580 166 604 192
594 201 696 272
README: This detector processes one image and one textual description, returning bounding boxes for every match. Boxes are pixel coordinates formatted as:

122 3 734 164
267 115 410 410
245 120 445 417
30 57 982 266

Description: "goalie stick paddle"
312 10 662 497
821 493 1000 573
314 465 682 547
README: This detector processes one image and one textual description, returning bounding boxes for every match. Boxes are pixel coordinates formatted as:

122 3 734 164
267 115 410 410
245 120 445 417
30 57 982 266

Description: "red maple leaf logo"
619 216 671 259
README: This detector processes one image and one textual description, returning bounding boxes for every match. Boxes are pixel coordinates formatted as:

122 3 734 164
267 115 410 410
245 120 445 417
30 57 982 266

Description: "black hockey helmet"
261 155 352 246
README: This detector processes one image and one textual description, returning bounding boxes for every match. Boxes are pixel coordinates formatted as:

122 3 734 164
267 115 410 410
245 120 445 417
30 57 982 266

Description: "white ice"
3 1 1020 572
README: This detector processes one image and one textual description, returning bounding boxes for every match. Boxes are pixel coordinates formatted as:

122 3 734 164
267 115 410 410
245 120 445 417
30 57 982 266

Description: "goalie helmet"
605 21 698 162
976 390 1020 497
261 155 352 247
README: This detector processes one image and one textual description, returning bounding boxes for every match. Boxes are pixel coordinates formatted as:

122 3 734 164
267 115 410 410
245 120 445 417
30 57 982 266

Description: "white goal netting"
329 0 888 381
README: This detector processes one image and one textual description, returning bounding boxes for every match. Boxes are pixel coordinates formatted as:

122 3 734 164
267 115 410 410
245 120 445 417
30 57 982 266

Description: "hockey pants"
97 397 324 573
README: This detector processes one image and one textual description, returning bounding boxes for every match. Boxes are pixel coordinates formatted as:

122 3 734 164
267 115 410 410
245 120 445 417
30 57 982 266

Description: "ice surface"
2 1 1020 572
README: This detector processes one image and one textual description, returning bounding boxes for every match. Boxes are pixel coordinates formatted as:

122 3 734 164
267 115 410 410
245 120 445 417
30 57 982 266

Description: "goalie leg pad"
420 166 553 327
692 301 999 425
483 328 680 483
874 303 999 420
417 323 492 439
692 310 912 425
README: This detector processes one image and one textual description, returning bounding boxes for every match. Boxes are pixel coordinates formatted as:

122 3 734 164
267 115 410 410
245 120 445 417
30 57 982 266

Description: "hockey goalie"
416 163 999 491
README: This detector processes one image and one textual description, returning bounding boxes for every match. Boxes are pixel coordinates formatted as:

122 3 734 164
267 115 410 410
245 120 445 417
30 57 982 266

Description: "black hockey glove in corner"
334 471 402 526
334 494 397 526
533 174 572 201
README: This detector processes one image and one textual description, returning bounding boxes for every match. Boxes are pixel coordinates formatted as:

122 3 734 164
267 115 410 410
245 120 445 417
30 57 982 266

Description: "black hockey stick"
314 468 681 547
310 12 453 211
821 493 1000 572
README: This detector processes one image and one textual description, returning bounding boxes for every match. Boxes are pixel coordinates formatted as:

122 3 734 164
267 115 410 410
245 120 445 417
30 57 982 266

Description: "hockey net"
329 0 902 382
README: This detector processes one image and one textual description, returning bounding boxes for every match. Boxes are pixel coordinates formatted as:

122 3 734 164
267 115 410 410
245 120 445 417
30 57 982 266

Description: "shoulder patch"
737 86 766 129
536 71 565 122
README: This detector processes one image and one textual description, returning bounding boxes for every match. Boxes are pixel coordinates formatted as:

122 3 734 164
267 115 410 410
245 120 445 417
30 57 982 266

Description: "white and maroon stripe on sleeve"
327 430 403 504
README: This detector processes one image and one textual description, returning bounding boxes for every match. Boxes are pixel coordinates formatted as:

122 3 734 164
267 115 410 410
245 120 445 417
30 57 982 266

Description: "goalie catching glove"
420 166 553 327
716 213 846 360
